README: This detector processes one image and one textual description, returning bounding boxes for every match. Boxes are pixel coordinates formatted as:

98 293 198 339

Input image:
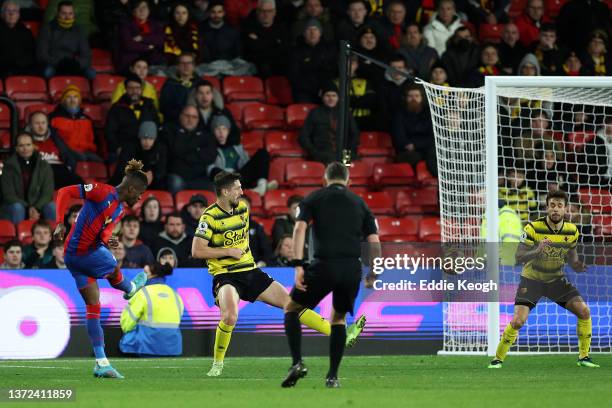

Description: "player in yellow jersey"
191 171 366 377
488 190 599 368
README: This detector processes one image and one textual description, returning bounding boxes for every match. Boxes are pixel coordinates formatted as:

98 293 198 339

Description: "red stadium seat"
0 220 16 243
82 104 105 128
578 188 612 214
5 76 48 101
202 76 222 92
0 130 10 148
358 131 394 157
348 161 372 187
507 0 527 18
92 75 124 102
396 188 439 215
264 189 295 216
91 49 115 73
17 219 36 244
372 163 416 187
418 217 441 242
265 131 302 157
415 161 438 187
0 104 13 129
265 76 293 106
175 190 216 212
286 161 325 187
377 217 419 242
23 103 55 122
134 190 175 215
268 157 301 186
592 215 612 241
49 77 91 101
76 161 108 183
285 103 317 129
23 20 40 37
243 104 285 130
223 76 265 103
241 130 266 156
565 131 596 153
225 101 263 129
253 217 275 237
356 191 394 216
147 76 167 94
243 190 264 216
479 24 503 43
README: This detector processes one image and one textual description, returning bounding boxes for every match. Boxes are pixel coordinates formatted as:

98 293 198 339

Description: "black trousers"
239 148 271 188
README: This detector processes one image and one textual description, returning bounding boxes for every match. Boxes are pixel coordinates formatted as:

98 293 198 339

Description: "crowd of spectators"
0 0 610 268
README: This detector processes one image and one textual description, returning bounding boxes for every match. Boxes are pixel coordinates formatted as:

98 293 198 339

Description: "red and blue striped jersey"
65 183 125 255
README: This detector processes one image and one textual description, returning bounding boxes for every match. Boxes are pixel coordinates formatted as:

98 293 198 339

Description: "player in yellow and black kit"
488 190 599 369
191 171 365 377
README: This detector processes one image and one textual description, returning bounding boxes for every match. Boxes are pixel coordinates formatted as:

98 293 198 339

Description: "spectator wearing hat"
440 26 480 87
0 1 36 77
290 0 334 45
163 105 217 194
115 0 165 73
207 115 277 196
188 81 240 145
517 53 541 76
581 30 611 77
181 193 208 238
299 82 360 165
430 62 449 86
110 121 167 190
105 73 160 158
160 52 203 124
398 22 438 81
354 25 391 85
1 133 55 225
48 84 100 161
241 0 290 77
157 247 178 268
531 24 566 76
37 0 94 79
111 58 160 111
340 56 379 131
514 0 550 48
288 17 337 103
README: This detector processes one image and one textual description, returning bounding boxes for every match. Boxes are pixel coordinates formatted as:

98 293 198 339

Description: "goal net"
420 77 612 355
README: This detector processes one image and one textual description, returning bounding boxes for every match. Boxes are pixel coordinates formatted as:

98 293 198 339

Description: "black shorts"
290 258 362 315
212 268 275 303
514 276 581 310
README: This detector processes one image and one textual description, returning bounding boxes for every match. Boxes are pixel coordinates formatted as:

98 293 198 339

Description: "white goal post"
420 76 612 356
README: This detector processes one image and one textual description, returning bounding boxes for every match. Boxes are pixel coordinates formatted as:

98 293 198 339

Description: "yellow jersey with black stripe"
520 217 579 282
499 186 537 222
194 201 255 276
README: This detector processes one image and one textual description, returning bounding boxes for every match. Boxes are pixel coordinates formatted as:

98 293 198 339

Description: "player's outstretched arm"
191 236 243 260
55 185 81 223
567 248 586 272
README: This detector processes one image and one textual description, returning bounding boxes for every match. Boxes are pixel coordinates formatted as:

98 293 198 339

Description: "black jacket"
271 215 294 248
105 95 159 153
0 21 36 76
241 12 289 77
441 43 480 87
249 218 273 265
201 21 241 61
498 41 527 75
151 231 200 267
160 75 203 124
162 123 216 180
288 39 337 103
391 107 434 152
109 140 167 189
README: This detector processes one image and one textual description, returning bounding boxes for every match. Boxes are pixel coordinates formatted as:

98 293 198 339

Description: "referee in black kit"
281 162 381 388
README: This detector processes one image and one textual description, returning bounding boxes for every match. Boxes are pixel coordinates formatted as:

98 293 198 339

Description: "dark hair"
124 72 142 87
124 159 148 188
388 53 407 65
50 239 64 249
325 162 349 181
287 195 303 207
121 214 139 225
149 261 174 277
241 194 252 205
530 109 549 119
16 132 34 144
546 189 568 205
32 220 52 235
131 0 149 12
165 211 184 223
65 204 82 229
140 196 161 222
274 234 292 256
4 239 23 252
130 57 148 67
540 23 556 33
178 52 196 62
196 80 214 91
404 22 422 34
214 171 241 196
57 1 73 11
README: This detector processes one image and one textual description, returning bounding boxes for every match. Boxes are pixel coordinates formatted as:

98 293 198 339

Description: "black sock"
284 312 302 365
328 324 346 379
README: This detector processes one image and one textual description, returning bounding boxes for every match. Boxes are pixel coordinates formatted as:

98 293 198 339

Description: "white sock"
96 358 110 367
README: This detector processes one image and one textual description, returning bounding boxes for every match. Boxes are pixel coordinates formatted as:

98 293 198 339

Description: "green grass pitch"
1 355 611 408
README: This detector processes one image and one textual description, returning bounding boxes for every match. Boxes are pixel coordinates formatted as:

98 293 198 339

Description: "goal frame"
442 76 612 356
